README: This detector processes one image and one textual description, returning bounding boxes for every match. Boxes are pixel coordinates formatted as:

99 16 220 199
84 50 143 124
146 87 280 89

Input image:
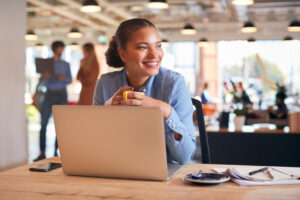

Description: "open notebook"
213 167 300 186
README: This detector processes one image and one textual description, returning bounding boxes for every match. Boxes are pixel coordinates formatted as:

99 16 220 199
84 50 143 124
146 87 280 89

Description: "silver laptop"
52 105 181 181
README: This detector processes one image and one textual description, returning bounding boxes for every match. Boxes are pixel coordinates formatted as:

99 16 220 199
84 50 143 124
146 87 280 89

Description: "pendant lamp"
161 39 170 47
232 0 254 6
287 20 300 32
197 38 208 47
25 30 38 41
70 42 81 50
181 24 197 35
241 21 257 33
80 0 101 13
148 0 169 9
68 28 83 38
283 36 293 42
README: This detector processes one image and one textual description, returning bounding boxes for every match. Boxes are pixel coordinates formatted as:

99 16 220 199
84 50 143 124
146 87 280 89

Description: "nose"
147 47 159 59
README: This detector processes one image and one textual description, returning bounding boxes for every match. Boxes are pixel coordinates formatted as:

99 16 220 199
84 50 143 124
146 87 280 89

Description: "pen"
271 167 294 177
266 170 274 180
249 167 268 176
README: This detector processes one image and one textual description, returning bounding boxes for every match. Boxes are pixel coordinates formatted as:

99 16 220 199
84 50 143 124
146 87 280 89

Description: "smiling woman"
93 18 196 164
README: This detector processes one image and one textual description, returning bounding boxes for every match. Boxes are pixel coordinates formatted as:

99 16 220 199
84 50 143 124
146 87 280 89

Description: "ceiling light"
283 36 293 42
68 28 83 38
35 43 44 50
287 20 300 32
80 0 101 13
161 39 170 47
148 0 169 9
232 0 254 6
181 24 197 35
247 38 256 43
70 42 81 50
25 30 38 41
197 38 208 47
241 21 257 33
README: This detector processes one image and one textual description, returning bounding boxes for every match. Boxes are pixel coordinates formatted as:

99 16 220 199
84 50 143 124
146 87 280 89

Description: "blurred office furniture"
207 131 300 167
192 98 211 163
289 111 300 132
246 110 288 128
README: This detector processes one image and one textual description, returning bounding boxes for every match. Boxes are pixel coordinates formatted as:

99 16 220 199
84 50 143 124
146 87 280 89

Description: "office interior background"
0 0 300 171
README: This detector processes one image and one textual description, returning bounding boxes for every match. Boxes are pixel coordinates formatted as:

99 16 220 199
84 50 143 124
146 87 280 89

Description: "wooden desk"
1 157 300 200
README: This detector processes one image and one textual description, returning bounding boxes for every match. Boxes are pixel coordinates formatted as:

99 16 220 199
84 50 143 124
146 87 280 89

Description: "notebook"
52 105 181 181
35 58 54 74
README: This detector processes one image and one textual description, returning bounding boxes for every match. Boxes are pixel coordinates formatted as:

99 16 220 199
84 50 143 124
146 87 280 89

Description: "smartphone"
29 162 62 172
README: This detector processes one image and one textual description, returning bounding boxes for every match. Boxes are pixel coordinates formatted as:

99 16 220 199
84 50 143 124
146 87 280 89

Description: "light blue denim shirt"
44 59 72 90
93 67 196 164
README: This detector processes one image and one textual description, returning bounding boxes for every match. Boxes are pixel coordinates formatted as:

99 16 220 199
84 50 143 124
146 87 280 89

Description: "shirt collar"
121 68 156 94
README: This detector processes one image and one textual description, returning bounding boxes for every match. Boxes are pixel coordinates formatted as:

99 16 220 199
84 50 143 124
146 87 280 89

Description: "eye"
156 44 162 49
137 46 148 50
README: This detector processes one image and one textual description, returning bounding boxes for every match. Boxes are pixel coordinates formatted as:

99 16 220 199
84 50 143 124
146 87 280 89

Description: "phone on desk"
29 162 62 172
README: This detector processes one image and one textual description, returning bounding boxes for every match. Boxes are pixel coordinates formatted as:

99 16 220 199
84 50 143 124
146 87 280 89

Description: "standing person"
93 18 196 164
77 43 100 105
34 41 72 161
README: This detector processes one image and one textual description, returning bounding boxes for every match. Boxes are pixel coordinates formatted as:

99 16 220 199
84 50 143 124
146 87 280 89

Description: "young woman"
93 18 196 164
77 43 100 105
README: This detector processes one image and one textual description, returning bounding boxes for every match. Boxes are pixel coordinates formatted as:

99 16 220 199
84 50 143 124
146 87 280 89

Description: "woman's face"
118 27 164 78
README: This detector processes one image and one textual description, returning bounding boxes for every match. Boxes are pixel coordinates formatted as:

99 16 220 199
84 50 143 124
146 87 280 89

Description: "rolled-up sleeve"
164 75 196 164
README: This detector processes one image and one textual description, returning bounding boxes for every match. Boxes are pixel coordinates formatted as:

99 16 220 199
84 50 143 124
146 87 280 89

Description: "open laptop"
52 105 181 181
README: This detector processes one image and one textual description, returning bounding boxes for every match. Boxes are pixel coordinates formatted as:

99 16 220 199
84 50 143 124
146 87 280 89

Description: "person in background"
201 82 216 105
268 92 288 120
234 82 252 106
93 18 196 164
34 41 72 161
77 43 100 105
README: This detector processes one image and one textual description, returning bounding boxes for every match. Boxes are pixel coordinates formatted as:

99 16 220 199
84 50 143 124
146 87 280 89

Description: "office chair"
191 98 211 163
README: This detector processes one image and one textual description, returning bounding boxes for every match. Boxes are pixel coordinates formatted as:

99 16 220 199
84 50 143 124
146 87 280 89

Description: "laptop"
52 105 181 181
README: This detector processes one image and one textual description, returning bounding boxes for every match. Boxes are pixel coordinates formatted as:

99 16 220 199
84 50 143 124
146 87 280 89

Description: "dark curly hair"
51 41 65 52
105 18 156 68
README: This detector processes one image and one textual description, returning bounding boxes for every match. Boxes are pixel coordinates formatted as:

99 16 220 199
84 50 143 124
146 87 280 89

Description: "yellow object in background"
123 91 144 100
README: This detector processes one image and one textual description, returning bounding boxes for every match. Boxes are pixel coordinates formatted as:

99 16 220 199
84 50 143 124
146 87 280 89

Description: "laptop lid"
52 105 169 181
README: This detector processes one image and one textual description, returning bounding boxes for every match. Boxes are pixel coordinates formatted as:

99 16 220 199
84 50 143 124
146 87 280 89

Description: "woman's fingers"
126 92 145 100
120 99 142 106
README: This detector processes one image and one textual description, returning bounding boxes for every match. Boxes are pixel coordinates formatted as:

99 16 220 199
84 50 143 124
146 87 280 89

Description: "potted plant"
233 107 247 131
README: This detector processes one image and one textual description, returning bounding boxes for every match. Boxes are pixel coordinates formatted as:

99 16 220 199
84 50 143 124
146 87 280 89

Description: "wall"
0 0 27 171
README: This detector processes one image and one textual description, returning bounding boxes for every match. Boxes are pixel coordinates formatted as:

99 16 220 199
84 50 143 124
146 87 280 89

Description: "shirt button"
143 88 146 92
168 120 172 123
172 125 176 129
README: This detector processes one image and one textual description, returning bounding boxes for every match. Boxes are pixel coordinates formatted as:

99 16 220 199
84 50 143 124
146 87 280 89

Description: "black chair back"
191 98 211 163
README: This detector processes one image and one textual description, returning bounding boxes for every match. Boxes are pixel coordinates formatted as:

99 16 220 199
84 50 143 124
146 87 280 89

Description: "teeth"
144 62 157 66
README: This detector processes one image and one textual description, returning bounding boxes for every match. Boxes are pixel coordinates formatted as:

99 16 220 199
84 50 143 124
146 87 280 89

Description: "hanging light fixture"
283 36 293 42
232 0 254 6
148 0 169 9
197 38 208 47
70 42 81 50
80 0 101 13
247 38 256 43
181 24 197 35
25 30 38 41
287 20 300 32
68 28 83 38
241 21 257 33
161 39 170 47
35 43 44 50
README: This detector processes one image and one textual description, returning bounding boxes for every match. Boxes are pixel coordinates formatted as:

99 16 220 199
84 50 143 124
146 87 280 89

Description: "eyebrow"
136 41 162 45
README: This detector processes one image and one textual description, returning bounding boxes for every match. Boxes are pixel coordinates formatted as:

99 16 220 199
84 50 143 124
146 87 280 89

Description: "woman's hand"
120 91 172 119
104 87 133 106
